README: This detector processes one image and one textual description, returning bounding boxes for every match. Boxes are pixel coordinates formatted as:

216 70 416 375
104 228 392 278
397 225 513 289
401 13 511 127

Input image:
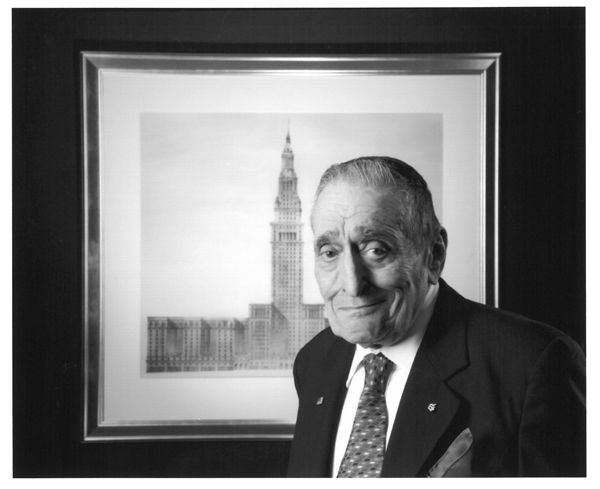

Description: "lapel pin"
427 403 437 412
316 396 324 405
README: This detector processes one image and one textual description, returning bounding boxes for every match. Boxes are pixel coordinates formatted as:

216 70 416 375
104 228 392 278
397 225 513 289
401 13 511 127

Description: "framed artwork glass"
82 53 500 441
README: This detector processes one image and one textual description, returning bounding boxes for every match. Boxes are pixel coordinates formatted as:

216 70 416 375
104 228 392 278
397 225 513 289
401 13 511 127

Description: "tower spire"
281 124 294 171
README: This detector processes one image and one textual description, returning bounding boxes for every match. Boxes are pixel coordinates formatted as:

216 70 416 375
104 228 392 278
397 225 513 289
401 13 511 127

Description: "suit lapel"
300 335 355 476
382 280 470 477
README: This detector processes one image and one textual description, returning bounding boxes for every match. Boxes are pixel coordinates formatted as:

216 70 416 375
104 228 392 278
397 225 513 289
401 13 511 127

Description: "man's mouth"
337 299 387 311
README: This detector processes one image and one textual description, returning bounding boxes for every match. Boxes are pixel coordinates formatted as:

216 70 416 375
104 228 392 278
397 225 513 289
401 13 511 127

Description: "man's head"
311 156 447 348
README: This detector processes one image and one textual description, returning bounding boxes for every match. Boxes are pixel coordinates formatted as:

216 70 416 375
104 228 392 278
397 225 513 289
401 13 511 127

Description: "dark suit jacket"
287 280 585 477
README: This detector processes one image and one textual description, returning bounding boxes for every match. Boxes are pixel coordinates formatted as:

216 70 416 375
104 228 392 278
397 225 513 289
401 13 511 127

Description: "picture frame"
82 52 500 441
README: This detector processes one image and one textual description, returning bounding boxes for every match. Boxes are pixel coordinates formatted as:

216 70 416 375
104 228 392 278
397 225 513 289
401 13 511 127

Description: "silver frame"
82 52 500 441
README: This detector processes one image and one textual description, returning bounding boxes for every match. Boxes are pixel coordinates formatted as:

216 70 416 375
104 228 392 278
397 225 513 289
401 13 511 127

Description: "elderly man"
287 156 585 477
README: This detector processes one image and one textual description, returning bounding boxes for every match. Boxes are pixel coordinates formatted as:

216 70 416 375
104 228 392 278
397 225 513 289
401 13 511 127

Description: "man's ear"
427 228 448 284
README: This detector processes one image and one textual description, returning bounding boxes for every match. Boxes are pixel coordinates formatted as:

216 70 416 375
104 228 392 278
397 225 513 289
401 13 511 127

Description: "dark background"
13 8 585 477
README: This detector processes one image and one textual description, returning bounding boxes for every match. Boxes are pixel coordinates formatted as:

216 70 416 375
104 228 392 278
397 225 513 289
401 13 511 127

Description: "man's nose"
340 249 367 296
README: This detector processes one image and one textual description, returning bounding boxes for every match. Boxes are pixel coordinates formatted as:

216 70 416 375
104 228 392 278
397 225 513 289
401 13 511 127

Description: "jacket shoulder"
463 295 582 355
292 327 353 395
294 327 340 376
443 285 585 380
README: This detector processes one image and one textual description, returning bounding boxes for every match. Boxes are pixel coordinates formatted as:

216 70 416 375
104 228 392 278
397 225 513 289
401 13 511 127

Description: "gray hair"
314 156 441 250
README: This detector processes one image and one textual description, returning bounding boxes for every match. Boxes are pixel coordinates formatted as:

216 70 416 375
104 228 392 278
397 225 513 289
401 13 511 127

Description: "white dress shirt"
331 282 439 476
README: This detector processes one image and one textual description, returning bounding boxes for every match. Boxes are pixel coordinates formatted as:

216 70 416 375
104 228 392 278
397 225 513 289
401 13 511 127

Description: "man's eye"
318 245 339 262
361 242 390 260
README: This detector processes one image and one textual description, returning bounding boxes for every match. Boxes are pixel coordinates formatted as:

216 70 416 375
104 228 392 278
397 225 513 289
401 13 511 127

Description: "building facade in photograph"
146 130 326 372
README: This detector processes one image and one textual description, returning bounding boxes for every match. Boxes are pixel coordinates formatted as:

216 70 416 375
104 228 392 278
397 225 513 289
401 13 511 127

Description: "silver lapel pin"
427 403 437 412
316 396 324 405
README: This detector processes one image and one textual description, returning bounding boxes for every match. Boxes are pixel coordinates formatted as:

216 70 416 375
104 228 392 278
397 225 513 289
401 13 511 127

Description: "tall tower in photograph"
271 129 303 352
148 126 326 373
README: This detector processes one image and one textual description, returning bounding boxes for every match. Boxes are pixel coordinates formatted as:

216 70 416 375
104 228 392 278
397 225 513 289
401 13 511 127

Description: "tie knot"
362 353 392 392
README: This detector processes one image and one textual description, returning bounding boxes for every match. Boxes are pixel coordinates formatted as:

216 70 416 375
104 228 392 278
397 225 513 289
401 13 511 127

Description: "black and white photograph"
81 53 496 439
12 6 589 479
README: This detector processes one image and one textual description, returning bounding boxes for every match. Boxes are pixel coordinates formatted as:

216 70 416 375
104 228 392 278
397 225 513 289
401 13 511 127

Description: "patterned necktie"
337 352 393 478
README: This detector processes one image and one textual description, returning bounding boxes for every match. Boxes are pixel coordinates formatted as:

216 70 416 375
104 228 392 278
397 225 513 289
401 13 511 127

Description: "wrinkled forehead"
311 181 407 233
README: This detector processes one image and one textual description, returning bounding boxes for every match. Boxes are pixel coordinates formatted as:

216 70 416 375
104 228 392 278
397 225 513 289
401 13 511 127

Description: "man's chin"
330 322 386 347
344 334 378 348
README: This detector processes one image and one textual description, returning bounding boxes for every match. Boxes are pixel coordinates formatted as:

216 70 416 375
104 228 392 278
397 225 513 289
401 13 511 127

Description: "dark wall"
13 8 585 477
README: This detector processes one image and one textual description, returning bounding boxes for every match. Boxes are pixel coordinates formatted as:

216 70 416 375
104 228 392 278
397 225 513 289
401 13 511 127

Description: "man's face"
312 181 437 348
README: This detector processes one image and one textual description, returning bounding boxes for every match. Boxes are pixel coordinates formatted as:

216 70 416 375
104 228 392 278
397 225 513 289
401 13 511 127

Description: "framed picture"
83 53 500 441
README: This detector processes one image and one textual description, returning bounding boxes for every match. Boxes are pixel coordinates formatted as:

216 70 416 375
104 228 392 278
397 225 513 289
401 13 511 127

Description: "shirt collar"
345 282 439 387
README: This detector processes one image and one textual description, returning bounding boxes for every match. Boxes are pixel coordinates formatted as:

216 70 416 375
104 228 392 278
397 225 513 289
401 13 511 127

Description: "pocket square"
427 427 473 477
